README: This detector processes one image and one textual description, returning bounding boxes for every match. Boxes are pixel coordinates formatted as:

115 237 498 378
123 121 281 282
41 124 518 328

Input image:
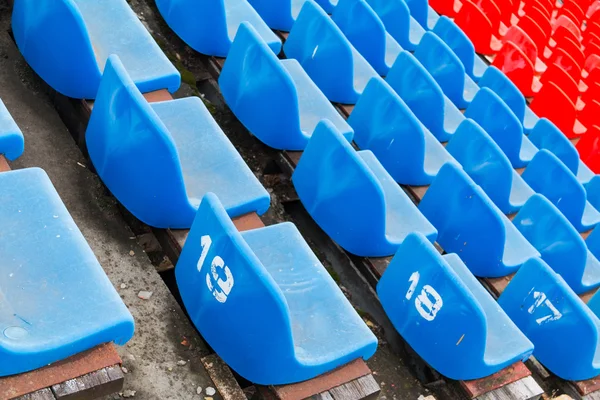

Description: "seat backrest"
464 88 524 165
348 79 427 182
521 149 587 227
530 81 576 135
432 16 477 77
528 118 579 174
553 25 582 53
472 0 502 31
12 0 101 98
246 0 293 29
220 23 301 149
585 54 600 74
540 62 580 102
579 99 600 127
561 0 585 25
454 0 495 54
478 66 527 123
418 163 507 276
155 0 229 54
332 0 387 71
386 51 446 136
446 119 514 211
377 232 488 380
491 41 535 93
513 194 588 292
403 0 429 28
523 0 552 17
284 2 354 100
554 14 582 39
176 193 295 375
498 258 600 380
546 47 583 82
365 0 411 48
292 120 387 244
414 32 467 106
85 55 189 226
503 26 538 64
551 35 585 70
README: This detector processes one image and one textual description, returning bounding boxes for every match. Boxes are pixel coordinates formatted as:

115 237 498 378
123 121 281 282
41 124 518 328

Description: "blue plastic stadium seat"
365 0 425 51
498 258 600 381
176 193 377 384
521 150 600 233
414 32 479 109
0 99 24 161
477 67 539 134
403 0 440 30
587 177 600 213
284 2 381 104
513 195 600 294
293 120 437 257
386 51 464 142
86 55 270 228
446 119 534 214
432 16 488 82
0 168 134 377
313 0 339 12
219 24 352 150
464 88 538 169
348 79 458 185
248 0 314 31
12 0 180 99
419 163 539 277
331 0 402 76
378 233 534 380
155 0 281 57
527 118 595 184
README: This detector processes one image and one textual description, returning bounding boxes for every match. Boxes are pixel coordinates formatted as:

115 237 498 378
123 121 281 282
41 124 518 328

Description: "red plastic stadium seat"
541 62 581 101
579 99 600 127
455 0 503 54
518 14 550 56
504 25 538 63
492 41 538 95
531 81 586 138
560 0 586 25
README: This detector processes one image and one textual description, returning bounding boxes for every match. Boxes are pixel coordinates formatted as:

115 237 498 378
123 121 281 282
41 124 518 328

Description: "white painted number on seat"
528 291 562 325
406 272 443 322
198 235 235 303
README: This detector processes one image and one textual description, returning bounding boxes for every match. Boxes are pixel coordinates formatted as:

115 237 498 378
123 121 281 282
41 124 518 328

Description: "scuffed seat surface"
242 223 376 366
0 168 134 377
150 98 270 216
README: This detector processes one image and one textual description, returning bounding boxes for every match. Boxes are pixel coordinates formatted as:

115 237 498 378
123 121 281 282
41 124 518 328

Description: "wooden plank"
475 376 543 400
51 365 124 400
328 375 380 400
461 362 531 399
266 360 372 400
201 355 247 400
0 344 121 399
16 389 56 400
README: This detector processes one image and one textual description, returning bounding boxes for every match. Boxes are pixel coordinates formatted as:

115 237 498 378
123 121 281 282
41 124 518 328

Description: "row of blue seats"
0 103 135 377
10 0 600 387
12 1 381 385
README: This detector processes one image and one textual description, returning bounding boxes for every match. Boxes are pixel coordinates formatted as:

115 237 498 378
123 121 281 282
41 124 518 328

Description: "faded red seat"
531 81 587 138
504 25 539 63
455 0 503 54
577 125 600 173
553 15 582 44
587 0 600 18
493 40 539 95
